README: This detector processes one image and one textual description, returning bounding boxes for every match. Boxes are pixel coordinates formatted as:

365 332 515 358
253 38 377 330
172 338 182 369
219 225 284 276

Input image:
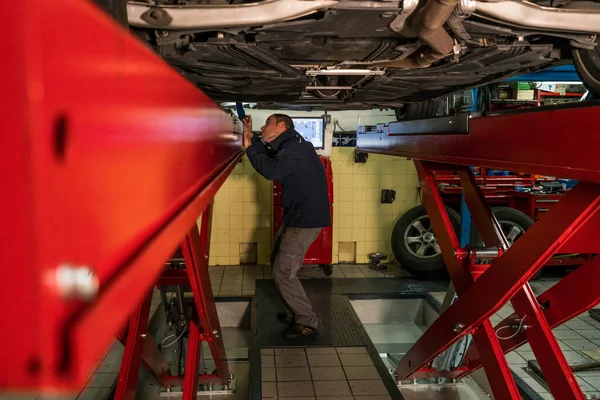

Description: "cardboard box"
516 90 535 100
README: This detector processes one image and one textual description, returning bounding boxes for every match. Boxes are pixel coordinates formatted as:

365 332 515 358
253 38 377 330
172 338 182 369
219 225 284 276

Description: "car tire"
573 36 600 98
92 0 128 26
394 99 447 121
391 205 461 277
470 206 541 279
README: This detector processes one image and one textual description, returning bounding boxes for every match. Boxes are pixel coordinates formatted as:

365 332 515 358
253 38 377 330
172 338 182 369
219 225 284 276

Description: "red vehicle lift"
357 105 600 399
2 1 242 398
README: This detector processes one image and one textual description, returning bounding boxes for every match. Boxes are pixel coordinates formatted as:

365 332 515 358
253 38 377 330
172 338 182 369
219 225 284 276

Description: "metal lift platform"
355 102 600 399
2 1 243 399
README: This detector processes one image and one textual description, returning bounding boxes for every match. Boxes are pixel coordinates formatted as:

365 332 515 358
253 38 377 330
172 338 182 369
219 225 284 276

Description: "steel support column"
181 204 229 384
115 293 153 400
182 316 201 400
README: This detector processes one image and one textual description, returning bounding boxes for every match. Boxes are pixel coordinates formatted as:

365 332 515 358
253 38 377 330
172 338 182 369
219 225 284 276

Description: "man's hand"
243 115 253 149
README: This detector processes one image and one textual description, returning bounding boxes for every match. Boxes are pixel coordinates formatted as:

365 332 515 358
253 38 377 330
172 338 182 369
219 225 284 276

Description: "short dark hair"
271 113 293 130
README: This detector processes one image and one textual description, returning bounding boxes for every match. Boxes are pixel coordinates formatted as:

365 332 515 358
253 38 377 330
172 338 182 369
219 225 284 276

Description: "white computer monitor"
291 117 325 150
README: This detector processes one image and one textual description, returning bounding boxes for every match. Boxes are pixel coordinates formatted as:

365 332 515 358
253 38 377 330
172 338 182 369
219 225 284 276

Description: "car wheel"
573 36 600 98
391 205 461 277
470 206 541 279
394 99 447 121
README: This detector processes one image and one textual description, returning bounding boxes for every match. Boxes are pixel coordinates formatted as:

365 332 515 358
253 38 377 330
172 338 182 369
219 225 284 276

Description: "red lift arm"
357 106 600 399
1 0 242 394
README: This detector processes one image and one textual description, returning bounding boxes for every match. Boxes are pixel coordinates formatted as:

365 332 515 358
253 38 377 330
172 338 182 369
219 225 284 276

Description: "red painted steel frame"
180 206 230 385
356 105 600 184
116 327 173 388
112 205 228 400
356 108 600 399
401 161 597 399
2 0 242 392
115 293 153 400
413 161 520 398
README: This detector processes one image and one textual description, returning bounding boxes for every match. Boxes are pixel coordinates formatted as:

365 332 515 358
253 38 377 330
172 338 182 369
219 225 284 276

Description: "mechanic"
243 113 330 340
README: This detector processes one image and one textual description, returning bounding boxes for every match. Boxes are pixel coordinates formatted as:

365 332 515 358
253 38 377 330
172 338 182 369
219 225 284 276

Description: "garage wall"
330 149 420 264
206 109 421 266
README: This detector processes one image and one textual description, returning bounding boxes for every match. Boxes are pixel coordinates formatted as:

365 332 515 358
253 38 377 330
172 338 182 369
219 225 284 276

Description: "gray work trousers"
271 225 321 329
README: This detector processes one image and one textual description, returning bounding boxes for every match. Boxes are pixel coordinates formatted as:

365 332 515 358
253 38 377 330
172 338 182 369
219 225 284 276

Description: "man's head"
260 113 293 143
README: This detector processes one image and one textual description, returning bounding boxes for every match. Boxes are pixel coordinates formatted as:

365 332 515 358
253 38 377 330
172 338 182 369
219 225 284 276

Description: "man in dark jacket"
243 113 330 339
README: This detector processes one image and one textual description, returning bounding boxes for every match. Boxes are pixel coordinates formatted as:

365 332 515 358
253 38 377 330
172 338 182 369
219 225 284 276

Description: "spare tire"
573 39 600 99
470 206 541 279
394 99 448 121
391 205 461 277
470 207 533 246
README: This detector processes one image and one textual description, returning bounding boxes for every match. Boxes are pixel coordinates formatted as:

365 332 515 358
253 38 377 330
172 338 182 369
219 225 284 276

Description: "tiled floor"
499 278 600 400
1 264 405 400
260 347 391 400
7 266 600 399
428 277 600 399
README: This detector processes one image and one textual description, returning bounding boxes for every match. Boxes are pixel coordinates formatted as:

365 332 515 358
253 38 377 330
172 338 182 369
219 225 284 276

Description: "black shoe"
284 323 319 340
276 312 295 326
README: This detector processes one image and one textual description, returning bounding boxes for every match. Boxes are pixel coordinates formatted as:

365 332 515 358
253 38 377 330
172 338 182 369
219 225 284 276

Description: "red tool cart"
273 157 334 275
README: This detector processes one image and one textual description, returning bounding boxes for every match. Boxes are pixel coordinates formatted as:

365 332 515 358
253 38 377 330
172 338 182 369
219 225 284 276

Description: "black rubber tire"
573 36 600 98
322 264 333 276
470 206 541 279
391 205 461 277
394 99 447 121
92 0 129 27
470 206 533 246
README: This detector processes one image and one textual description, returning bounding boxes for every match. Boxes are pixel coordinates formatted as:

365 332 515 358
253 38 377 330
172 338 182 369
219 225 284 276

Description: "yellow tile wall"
331 148 420 264
207 147 420 266
208 157 273 266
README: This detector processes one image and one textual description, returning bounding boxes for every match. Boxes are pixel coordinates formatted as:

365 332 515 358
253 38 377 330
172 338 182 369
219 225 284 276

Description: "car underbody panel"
129 0 600 109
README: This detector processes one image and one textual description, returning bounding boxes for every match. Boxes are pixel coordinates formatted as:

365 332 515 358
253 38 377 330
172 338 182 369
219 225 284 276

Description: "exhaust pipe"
384 0 459 68
413 0 460 55
474 0 600 34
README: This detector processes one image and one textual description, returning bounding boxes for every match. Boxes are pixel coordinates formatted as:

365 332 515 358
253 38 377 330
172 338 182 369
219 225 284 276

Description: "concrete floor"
2 265 599 399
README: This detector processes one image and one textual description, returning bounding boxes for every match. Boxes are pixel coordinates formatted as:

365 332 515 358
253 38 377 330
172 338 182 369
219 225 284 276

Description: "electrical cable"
161 328 187 348
496 314 527 340
334 120 348 132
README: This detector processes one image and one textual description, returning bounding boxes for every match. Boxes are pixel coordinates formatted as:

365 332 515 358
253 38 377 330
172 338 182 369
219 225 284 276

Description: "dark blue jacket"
246 128 330 229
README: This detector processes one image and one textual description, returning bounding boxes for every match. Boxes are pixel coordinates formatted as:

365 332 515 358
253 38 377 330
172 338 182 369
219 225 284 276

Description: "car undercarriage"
108 0 600 110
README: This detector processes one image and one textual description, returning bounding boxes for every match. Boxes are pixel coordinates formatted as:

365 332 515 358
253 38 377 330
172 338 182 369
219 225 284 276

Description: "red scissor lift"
2 1 242 399
357 105 600 399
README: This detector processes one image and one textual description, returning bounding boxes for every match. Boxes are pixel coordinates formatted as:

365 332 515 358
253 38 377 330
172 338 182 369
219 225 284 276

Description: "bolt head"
54 264 99 301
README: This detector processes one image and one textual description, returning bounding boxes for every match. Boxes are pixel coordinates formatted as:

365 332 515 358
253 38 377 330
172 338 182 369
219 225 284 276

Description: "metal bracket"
355 150 369 163
160 373 237 397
